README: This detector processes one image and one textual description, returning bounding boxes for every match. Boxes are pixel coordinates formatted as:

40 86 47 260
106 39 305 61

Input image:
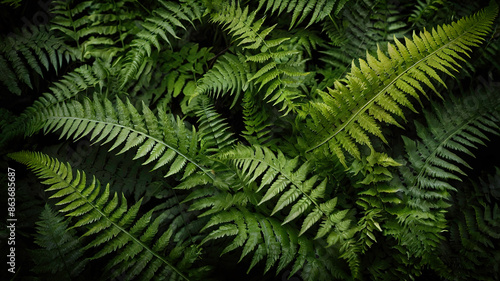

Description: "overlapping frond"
195 96 236 154
439 168 500 280
0 24 75 95
390 89 500 258
9 151 203 281
210 0 310 114
193 53 250 107
217 144 360 273
306 2 498 165
26 96 212 180
51 0 140 59
120 0 200 88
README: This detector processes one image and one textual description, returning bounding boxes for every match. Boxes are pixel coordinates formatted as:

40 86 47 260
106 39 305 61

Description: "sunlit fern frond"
305 2 498 166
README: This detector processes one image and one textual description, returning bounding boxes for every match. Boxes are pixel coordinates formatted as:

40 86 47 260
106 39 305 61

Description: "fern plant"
2 0 500 280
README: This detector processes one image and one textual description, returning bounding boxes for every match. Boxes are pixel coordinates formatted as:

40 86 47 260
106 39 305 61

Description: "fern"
210 0 310 114
9 151 205 281
31 205 87 280
192 52 250 108
438 168 500 280
195 96 236 154
257 0 349 28
120 0 200 88
389 88 500 259
217 144 361 274
51 0 141 60
25 96 212 181
0 24 75 95
305 2 498 165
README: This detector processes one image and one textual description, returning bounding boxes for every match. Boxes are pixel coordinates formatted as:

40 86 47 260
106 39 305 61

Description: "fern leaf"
25 96 213 180
31 205 87 279
306 2 498 166
9 151 200 281
392 88 500 259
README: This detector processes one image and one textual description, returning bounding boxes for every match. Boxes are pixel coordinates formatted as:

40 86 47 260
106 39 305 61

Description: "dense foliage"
1 0 500 280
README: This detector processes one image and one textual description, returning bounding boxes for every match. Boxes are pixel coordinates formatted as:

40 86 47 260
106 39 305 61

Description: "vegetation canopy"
1 0 499 280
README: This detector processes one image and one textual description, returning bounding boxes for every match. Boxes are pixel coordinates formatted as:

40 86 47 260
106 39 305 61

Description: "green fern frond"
257 0 349 28
391 88 500 258
192 52 250 108
0 24 75 95
120 0 198 88
438 168 500 280
31 205 87 279
217 144 361 274
26 96 212 180
200 206 349 279
9 151 202 281
305 2 498 166
195 96 236 154
211 0 275 50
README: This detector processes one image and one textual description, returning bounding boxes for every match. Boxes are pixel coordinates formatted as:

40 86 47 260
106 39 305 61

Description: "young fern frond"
390 88 500 258
26 96 212 180
31 205 87 279
0 25 75 95
256 0 349 28
304 2 498 165
9 151 204 281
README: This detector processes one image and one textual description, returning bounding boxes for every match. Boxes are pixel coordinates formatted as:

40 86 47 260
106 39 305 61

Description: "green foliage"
0 25 75 95
31 205 87 280
2 0 500 280
9 151 206 281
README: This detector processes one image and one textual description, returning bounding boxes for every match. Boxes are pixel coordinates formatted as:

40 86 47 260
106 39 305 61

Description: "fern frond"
120 0 198 88
438 167 500 280
218 144 361 274
305 2 498 165
192 52 250 108
9 151 202 281
51 0 140 60
257 0 349 28
0 24 75 95
31 205 87 279
391 88 500 258
27 96 212 180
200 206 350 279
195 96 236 154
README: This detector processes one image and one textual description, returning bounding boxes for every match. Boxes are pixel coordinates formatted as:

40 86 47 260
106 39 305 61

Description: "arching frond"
120 0 200 88
26 97 212 180
305 2 498 165
9 151 205 281
217 144 360 274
